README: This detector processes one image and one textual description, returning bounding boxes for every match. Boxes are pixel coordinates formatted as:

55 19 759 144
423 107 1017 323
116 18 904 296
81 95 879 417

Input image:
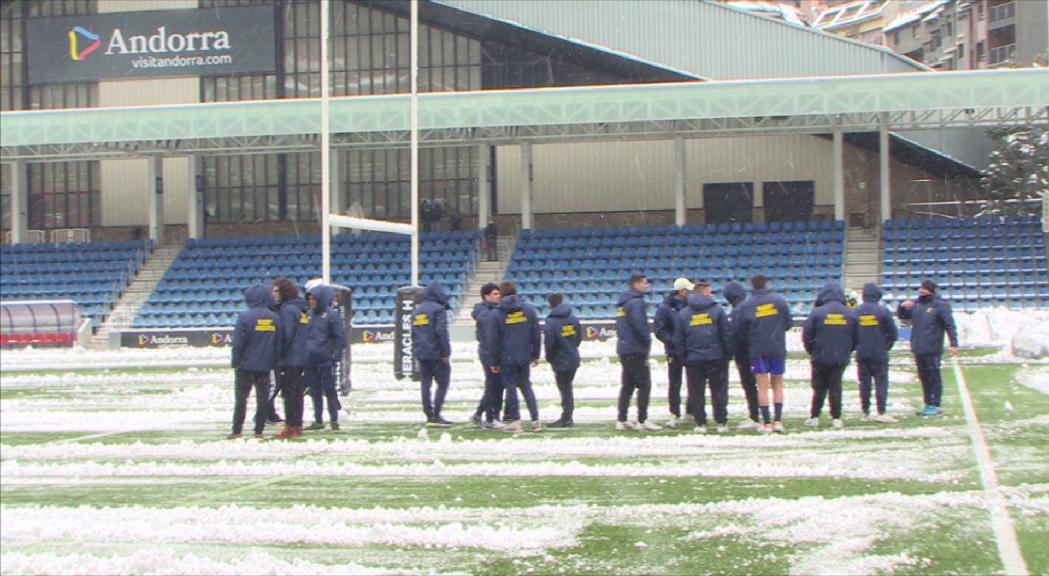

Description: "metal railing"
989 44 1016 65
989 2 1015 23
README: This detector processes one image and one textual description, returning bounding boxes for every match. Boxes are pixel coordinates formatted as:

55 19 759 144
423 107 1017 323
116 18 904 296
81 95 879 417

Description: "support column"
186 156 204 240
674 137 686 227
879 113 892 223
521 141 533 231
10 160 27 244
330 150 344 218
146 155 164 245
477 144 490 230
833 120 845 222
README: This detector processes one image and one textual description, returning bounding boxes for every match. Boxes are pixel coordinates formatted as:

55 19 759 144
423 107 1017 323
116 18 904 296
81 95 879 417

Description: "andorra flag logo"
68 26 101 61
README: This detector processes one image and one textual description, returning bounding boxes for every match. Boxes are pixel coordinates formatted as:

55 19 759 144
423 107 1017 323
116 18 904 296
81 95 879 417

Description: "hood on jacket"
471 300 495 320
423 282 449 308
308 284 336 314
862 283 883 303
723 282 747 306
244 285 273 309
548 302 573 318
617 288 645 307
499 294 523 312
663 291 686 309
815 283 847 307
686 293 718 311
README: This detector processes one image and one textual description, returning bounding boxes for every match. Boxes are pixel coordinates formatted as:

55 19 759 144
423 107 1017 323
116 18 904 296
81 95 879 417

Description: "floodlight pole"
320 0 332 283
410 0 420 287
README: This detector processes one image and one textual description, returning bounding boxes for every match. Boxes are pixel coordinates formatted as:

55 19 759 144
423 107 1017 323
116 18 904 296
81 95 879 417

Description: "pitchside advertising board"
26 6 276 84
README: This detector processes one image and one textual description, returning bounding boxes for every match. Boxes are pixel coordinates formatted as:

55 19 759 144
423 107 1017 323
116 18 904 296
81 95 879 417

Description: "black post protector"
394 286 424 381
332 284 353 394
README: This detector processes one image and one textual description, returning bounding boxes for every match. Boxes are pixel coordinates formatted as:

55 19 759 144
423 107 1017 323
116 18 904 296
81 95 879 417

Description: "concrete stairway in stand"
453 235 515 325
89 243 183 348
842 226 881 294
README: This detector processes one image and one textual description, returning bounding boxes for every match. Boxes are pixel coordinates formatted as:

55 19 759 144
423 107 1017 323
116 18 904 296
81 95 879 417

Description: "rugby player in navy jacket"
491 281 542 432
230 285 281 439
304 284 347 431
411 283 454 427
543 293 582 428
802 282 858 430
897 280 958 417
736 275 792 433
854 283 899 423
271 277 311 439
723 281 760 429
675 281 733 433
654 278 692 427
468 283 506 429
615 274 661 431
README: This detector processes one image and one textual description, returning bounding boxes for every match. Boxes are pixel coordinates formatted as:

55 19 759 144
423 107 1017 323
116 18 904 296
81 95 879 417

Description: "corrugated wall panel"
436 0 922 79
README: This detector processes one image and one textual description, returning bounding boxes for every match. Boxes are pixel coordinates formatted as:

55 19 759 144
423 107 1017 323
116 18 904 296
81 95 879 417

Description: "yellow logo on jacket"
690 313 712 326
824 313 847 326
561 324 576 337
859 314 880 327
755 303 778 318
413 314 429 327
616 307 625 317
505 310 526 325
299 312 309 325
255 318 276 332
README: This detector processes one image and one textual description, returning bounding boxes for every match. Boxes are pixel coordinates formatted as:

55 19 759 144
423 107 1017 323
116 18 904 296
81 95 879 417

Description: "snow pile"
1016 367 1049 397
953 307 1049 350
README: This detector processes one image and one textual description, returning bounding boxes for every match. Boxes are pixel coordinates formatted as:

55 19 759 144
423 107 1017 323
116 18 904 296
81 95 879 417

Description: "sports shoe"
737 419 760 430
805 418 820 428
435 417 454 428
469 413 483 427
547 418 573 428
916 406 930 416
872 413 898 423
693 425 708 434
831 418 844 430
531 420 544 432
503 420 523 432
922 406 942 417
760 423 773 434
273 426 296 440
716 425 729 434
483 420 505 430
330 421 340 431
306 421 325 431
639 421 662 432
861 412 873 422
266 415 284 425
665 416 679 429
226 432 242 440
772 421 785 434
615 420 637 431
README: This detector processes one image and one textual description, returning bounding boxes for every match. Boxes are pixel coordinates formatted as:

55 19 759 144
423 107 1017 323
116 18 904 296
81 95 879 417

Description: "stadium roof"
1 68 1045 162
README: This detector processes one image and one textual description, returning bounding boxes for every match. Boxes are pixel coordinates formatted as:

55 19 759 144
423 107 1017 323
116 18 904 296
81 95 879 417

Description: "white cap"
304 277 324 292
673 277 694 291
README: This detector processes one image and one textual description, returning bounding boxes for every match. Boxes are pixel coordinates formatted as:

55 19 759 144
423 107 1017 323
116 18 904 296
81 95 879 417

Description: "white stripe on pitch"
951 358 1028 576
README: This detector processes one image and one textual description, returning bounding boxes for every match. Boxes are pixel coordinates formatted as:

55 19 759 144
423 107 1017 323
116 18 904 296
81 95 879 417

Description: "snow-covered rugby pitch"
1 344 1047 575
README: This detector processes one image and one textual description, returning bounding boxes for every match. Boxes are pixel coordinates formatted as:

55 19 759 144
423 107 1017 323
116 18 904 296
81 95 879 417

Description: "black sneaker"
547 419 570 428
330 421 340 431
469 413 483 427
267 415 284 425
306 421 325 431
226 432 242 440
430 417 453 428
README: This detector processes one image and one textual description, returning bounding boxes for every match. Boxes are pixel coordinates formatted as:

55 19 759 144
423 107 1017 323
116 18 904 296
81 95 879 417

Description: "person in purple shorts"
735 275 792 434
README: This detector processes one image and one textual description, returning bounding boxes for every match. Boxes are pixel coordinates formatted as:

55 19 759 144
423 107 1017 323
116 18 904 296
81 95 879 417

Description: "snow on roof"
723 1 809 28
884 0 950 32
814 0 887 30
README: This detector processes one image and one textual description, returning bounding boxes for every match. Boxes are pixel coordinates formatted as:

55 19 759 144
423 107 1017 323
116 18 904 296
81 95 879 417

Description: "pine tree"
978 126 1049 218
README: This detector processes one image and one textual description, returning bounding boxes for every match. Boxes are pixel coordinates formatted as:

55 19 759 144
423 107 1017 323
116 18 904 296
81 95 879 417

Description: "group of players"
411 273 960 434
228 271 959 438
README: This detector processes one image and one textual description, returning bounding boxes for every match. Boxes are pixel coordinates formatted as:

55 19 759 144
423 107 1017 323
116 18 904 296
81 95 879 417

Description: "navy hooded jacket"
472 300 499 367
675 293 732 364
897 292 959 356
802 283 858 366
493 294 541 366
305 284 347 367
411 283 452 361
855 283 898 363
722 281 749 358
544 303 582 373
276 296 310 368
653 292 686 358
736 288 792 358
615 288 652 357
232 285 281 372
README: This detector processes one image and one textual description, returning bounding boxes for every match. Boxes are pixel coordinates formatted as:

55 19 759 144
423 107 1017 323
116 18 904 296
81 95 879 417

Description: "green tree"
978 126 1049 217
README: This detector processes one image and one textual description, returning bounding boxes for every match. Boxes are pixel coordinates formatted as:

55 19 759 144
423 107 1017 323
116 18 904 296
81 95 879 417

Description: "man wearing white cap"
654 277 694 428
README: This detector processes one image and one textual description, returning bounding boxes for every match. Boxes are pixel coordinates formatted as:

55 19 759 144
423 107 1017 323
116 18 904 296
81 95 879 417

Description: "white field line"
952 359 1029 576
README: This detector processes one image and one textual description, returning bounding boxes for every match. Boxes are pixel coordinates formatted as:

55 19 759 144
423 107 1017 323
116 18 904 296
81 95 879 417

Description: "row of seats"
523 220 844 239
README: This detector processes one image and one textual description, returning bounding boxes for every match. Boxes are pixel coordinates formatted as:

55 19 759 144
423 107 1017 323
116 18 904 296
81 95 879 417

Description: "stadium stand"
506 221 846 319
0 240 151 326
881 215 1049 312
131 231 479 328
